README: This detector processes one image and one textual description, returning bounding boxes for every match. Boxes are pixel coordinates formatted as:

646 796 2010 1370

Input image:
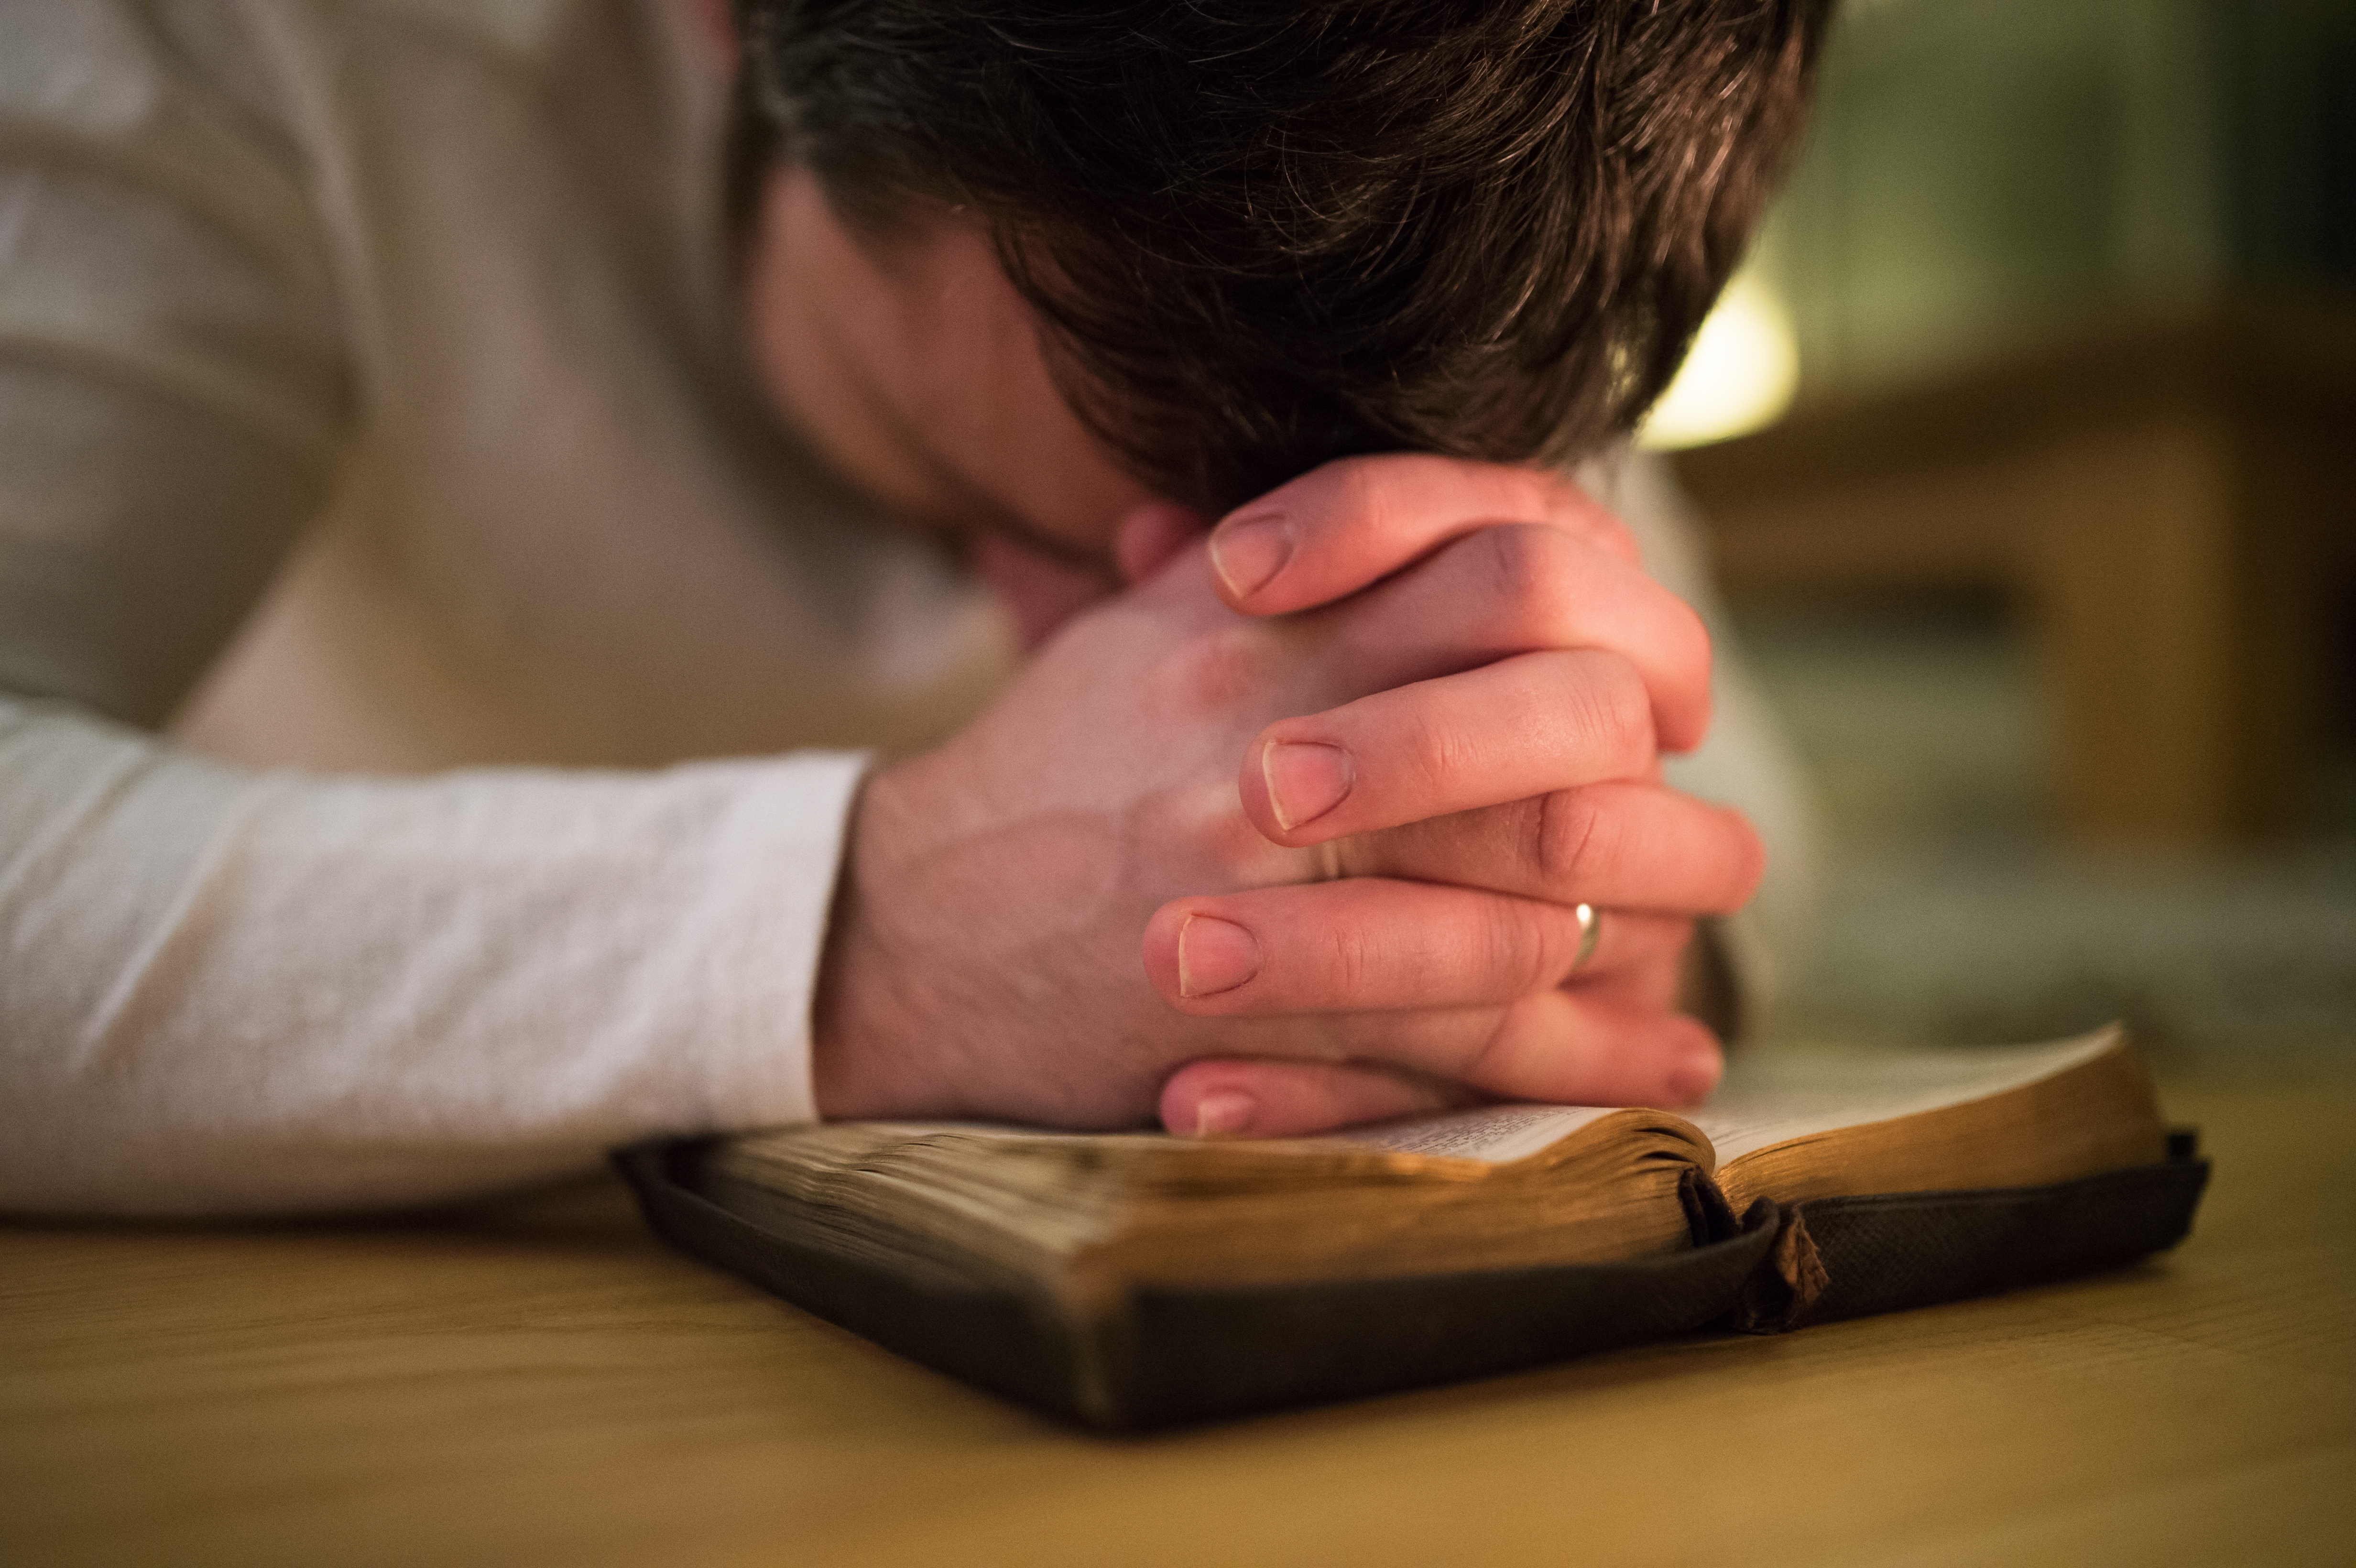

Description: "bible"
617 1024 2208 1428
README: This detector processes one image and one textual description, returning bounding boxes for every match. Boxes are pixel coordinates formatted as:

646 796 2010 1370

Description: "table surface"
6 1071 2353 1568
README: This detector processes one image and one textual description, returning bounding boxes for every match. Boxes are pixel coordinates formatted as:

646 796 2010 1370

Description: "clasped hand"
813 455 1764 1136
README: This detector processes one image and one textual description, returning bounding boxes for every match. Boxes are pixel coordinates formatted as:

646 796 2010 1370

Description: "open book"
617 1026 2208 1428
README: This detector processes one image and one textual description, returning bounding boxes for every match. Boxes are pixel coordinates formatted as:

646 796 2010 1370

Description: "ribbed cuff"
680 750 872 1130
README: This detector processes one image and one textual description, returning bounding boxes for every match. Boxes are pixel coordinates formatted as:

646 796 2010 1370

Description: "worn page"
1312 1104 1626 1164
1682 1027 2125 1167
850 1104 1624 1168
803 1029 2116 1172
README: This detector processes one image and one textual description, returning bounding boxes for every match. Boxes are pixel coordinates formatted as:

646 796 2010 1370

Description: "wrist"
807 758 955 1120
810 767 891 1118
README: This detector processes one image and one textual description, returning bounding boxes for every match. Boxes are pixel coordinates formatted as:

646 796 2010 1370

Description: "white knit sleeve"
0 696 862 1213
0 5 878 1215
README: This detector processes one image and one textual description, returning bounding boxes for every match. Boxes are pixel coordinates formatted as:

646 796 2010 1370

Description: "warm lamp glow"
1637 274 1800 451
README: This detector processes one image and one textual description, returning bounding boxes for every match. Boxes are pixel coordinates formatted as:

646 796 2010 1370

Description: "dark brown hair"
740 0 1833 511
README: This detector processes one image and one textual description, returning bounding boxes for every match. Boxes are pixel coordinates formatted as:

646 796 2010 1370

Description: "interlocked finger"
1155 991 1724 1135
1339 779 1767 917
1205 454 1640 618
1157 1056 1478 1138
1300 522 1712 749
1144 879 1690 1015
1241 649 1657 846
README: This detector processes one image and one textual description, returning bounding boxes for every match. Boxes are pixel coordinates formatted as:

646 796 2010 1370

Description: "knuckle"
1466 523 1556 610
1319 911 1381 1001
1394 702 1472 801
1478 896 1559 995
1313 456 1383 535
1533 787 1613 895
1588 648 1650 712
1487 796 1553 890
1560 652 1654 762
1511 525 1589 626
1461 995 1546 1089
1149 624 1269 719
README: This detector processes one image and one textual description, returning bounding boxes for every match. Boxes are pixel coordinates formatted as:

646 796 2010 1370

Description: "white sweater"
0 0 1814 1213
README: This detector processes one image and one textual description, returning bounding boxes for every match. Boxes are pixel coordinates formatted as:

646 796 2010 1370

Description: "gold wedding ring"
1570 902 1602 971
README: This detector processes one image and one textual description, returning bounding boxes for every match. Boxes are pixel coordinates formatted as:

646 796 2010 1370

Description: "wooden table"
7 1073 2353 1567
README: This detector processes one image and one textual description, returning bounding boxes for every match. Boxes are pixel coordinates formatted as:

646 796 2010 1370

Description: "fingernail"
1176 914 1260 998
1208 513 1293 599
1193 1089 1257 1138
1261 741 1353 831
1669 1041 1723 1103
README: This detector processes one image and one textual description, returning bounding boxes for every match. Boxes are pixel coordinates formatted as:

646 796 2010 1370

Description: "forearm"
0 697 861 1215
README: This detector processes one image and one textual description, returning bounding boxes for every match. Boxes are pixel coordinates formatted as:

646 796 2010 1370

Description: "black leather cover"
611 1139 2209 1430
1728 1154 2213 1333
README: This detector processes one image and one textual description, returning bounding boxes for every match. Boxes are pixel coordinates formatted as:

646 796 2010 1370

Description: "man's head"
736 0 1831 544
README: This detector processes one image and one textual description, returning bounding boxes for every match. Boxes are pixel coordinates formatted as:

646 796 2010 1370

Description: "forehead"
746 163 1157 554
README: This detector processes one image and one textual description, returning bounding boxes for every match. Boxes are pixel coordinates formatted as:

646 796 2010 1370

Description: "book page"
1683 1027 2124 1167
1313 1103 1625 1164
853 1121 1156 1147
857 1105 1625 1167
800 1029 2116 1174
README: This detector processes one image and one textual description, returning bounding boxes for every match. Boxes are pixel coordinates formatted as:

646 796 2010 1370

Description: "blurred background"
1643 0 2356 1064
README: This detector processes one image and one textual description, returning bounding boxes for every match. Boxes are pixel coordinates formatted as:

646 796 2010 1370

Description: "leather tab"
1727 1200 1830 1334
